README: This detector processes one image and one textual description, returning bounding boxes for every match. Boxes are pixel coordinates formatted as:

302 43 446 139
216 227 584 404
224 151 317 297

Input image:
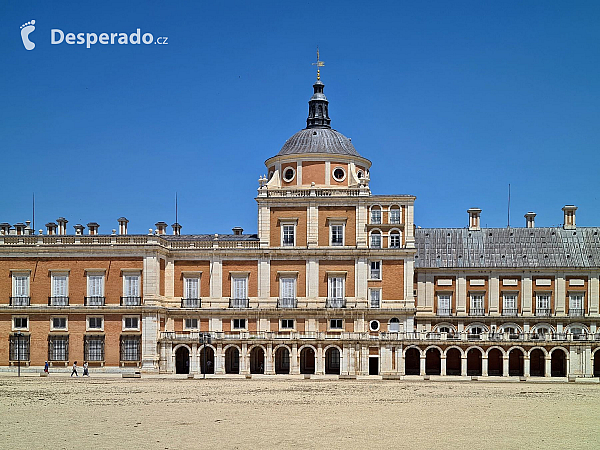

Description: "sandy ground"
0 376 598 450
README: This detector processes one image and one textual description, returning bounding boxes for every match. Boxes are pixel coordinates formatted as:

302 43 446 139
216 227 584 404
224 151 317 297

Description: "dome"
277 128 361 157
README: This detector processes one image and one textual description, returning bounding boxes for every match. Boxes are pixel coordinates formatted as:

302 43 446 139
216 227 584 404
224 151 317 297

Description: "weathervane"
312 47 325 81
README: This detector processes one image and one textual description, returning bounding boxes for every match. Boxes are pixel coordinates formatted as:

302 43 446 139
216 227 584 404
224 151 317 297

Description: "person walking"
44 361 49 374
71 361 78 377
83 362 89 377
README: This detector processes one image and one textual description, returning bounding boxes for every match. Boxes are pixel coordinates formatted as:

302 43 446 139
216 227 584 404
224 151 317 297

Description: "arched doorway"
404 348 420 375
488 348 503 376
425 348 441 375
508 349 524 376
225 347 240 374
446 348 461 376
325 347 341 375
275 347 290 374
551 350 567 377
175 346 190 374
300 347 315 374
530 349 545 376
250 347 264 374
594 351 600 377
467 348 482 376
199 346 215 374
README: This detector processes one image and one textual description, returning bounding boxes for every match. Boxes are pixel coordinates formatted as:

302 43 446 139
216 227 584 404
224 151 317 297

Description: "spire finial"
312 47 324 81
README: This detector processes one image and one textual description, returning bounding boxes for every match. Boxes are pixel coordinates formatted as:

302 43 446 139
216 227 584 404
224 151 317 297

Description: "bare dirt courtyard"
0 376 598 449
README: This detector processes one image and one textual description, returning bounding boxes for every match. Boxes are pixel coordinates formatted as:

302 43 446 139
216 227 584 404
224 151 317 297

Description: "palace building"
1 74 600 379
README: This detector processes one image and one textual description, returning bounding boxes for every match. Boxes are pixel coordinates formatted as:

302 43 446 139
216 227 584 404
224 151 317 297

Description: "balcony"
502 308 518 317
326 298 346 308
48 296 69 306
535 308 551 317
277 298 297 308
85 296 105 306
229 298 249 308
181 298 201 308
9 296 30 306
469 308 485 317
120 296 142 306
569 308 585 317
437 308 451 317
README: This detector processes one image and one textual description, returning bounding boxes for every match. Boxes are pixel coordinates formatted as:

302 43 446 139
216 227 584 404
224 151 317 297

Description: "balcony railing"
229 298 249 308
277 298 297 308
437 308 451 316
9 296 30 306
326 298 346 308
569 308 585 317
535 308 551 317
85 296 105 306
48 296 69 306
502 308 518 317
120 296 142 306
181 298 201 308
469 308 485 316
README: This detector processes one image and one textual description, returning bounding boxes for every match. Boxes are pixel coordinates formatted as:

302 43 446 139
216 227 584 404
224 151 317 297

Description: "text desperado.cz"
51 29 168 48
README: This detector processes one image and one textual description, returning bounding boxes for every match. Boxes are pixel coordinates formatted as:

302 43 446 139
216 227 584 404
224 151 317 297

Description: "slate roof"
277 128 361 157
415 227 600 269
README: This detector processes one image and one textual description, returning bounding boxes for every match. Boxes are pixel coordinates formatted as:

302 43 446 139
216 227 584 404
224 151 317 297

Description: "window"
569 293 584 316
389 232 401 248
48 336 68 361
84 336 105 361
279 277 296 303
124 316 139 330
9 334 30 361
332 167 346 182
328 277 344 300
370 231 381 248
87 317 103 330
13 317 28 330
184 318 198 330
437 294 451 316
369 289 381 308
470 294 484 315
12 273 29 306
51 273 69 306
389 208 400 224
370 208 381 224
51 317 67 330
232 277 248 300
233 318 246 330
502 294 517 316
389 318 400 332
283 167 295 182
369 261 381 280
120 336 141 361
330 319 343 330
280 319 294 329
184 277 199 299
536 294 551 316
369 320 380 332
123 274 141 305
534 326 551 338
87 274 104 305
469 326 483 336
330 224 344 246
282 224 295 246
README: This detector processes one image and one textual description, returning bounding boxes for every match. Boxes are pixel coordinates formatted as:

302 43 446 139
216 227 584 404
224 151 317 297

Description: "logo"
20 20 36 50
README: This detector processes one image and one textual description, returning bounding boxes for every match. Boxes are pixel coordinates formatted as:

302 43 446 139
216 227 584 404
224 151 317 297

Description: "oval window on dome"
333 167 346 182
283 167 295 182
357 170 364 179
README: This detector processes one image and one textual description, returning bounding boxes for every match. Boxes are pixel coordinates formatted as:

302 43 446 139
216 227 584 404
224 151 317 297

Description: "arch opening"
250 347 265 374
551 350 567 377
275 347 290 374
446 348 461 376
175 346 190 374
300 347 315 374
488 348 503 376
325 347 341 375
199 346 215 374
404 348 420 375
508 348 524 376
467 348 482 376
425 348 441 375
225 347 240 374
530 349 545 377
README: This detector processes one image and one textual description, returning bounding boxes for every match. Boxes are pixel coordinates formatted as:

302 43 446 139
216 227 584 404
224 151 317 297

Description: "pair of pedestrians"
71 361 89 377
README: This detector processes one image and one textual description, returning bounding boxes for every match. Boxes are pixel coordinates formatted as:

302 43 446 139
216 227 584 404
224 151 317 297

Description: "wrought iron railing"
120 296 142 306
535 308 551 317
229 298 249 308
181 298 201 308
9 296 30 306
469 308 485 316
85 296 105 306
568 308 585 317
502 308 518 316
48 296 69 306
326 298 346 308
277 298 297 308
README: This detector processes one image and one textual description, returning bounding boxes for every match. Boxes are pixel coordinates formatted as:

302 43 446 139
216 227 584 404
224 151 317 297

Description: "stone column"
440 355 447 376
545 356 552 377
503 355 510 377
524 356 530 377
266 342 274 375
482 356 488 377
360 345 368 375
461 356 467 376
291 343 299 375
420 354 426 376
316 344 324 375
141 313 159 372
191 343 198 373
399 348 405 375
216 343 225 374
241 342 249 374
341 345 350 375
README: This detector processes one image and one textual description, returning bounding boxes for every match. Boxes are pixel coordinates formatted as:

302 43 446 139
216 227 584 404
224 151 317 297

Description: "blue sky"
1 1 599 234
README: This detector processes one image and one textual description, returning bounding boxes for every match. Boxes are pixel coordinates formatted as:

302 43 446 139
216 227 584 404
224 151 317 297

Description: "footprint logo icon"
20 20 36 50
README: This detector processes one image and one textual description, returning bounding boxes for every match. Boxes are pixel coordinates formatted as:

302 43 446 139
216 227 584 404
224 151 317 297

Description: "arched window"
389 231 401 248
370 231 382 249
389 318 400 332
370 206 381 224
389 206 401 224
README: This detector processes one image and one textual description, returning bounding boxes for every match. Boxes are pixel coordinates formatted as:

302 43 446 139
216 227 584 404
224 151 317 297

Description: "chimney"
13 223 26 236
467 208 482 231
73 224 85 235
56 217 68 235
562 205 577 230
171 222 182 236
118 217 129 235
25 221 32 235
525 212 536 228
46 222 58 235
155 222 168 235
232 226 243 236
0 223 11 235
87 222 99 235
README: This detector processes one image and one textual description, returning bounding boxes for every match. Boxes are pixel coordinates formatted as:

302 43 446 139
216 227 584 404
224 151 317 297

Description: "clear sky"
1 1 599 234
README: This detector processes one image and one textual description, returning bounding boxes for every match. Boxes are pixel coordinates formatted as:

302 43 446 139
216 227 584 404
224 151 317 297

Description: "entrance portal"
369 357 379 375
594 351 600 377
466 348 482 376
487 348 503 376
446 348 461 376
404 348 420 375
275 347 290 374
508 349 524 376
199 346 215 374
300 347 315 374
425 348 441 375
551 350 567 377
175 346 190 374
225 347 240 374
325 347 341 375
250 347 265 374
530 349 545 376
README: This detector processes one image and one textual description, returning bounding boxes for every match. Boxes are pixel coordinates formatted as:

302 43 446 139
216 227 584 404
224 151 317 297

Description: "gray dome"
278 128 361 157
